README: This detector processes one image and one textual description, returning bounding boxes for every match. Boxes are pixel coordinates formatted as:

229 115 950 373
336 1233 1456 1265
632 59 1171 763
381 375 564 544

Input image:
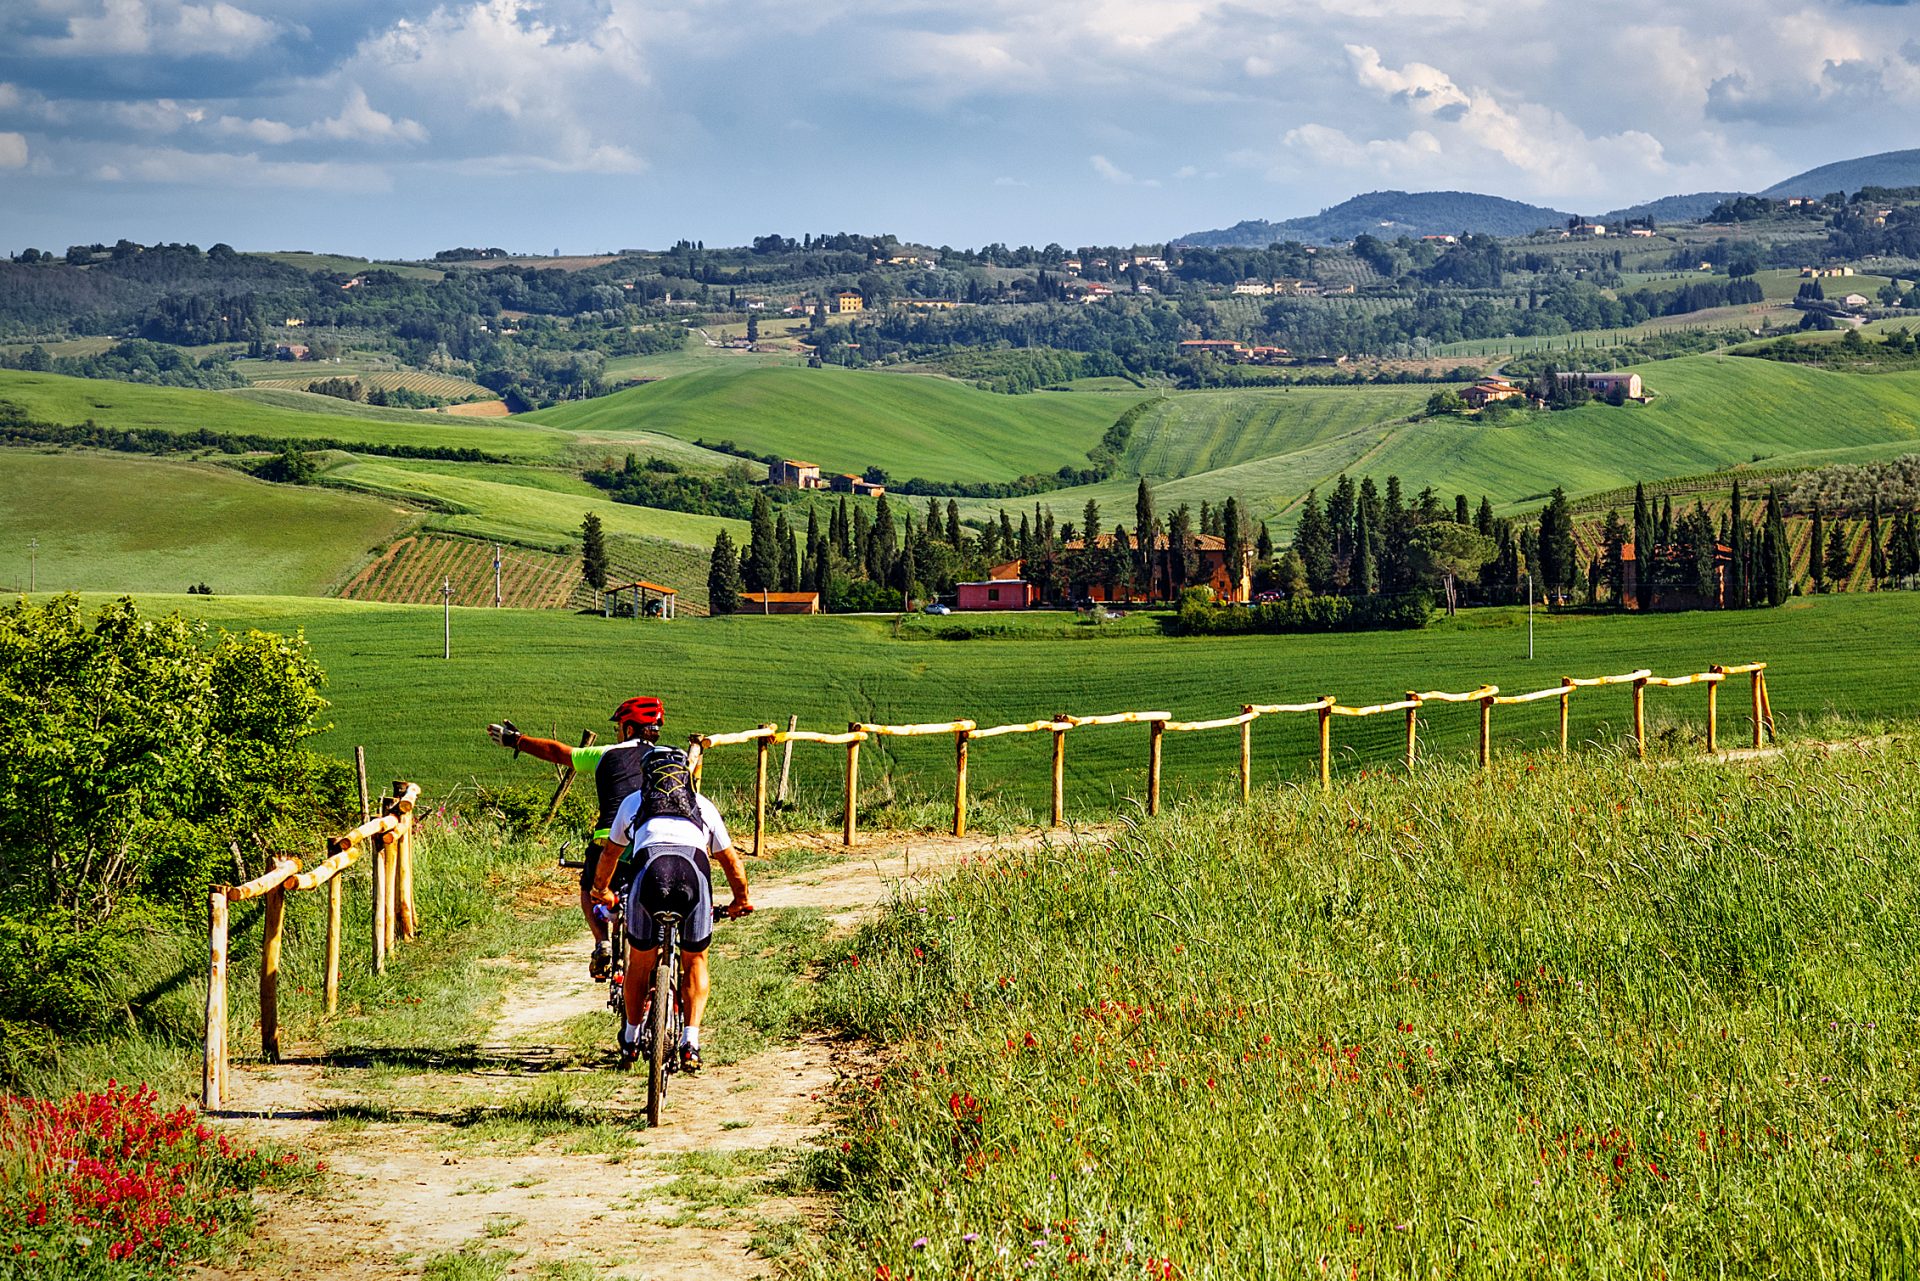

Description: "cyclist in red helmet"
487 697 665 978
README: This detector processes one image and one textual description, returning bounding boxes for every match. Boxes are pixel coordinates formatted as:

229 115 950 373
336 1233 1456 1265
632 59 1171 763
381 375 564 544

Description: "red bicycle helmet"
611 696 665 728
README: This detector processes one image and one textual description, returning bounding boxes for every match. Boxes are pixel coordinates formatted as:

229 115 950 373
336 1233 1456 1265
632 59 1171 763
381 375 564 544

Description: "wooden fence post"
391 783 417 941
381 824 399 954
1147 719 1164 816
1317 700 1333 791
778 715 797 804
259 858 293 1065
1759 671 1775 743
1631 676 1648 760
953 727 970 838
1239 706 1254 802
753 726 773 857
1750 670 1763 748
1478 694 1494 770
355 744 370 823
1707 666 1722 754
540 729 595 828
844 726 860 848
1404 692 1419 772
371 829 388 975
204 891 228 1109
324 860 342 1015
1050 717 1067 829
1559 678 1574 754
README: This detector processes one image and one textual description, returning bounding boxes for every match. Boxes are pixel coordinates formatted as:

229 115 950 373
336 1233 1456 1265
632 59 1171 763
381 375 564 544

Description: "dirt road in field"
200 827 1073 1281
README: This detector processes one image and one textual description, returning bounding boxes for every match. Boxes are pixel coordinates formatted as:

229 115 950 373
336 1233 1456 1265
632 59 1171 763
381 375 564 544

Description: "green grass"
0 451 415 595
526 365 1135 485
806 735 1920 1276
253 251 443 281
73 589 1920 817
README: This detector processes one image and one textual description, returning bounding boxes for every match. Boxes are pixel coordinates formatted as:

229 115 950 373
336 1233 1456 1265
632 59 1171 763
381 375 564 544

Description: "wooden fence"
689 662 1773 854
203 780 421 1108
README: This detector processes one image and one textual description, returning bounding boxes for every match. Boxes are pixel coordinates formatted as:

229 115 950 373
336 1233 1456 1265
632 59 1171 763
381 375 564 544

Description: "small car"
922 602 952 615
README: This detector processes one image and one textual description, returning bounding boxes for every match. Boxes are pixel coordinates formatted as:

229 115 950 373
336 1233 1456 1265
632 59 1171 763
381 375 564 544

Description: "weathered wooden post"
391 782 417 941
1317 699 1333 791
778 715 798 804
1759 670 1775 743
1558 678 1574 754
1404 692 1419 771
371 828 389 975
953 726 971 838
844 725 860 848
1239 706 1254 802
324 857 343 1015
1632 675 1648 760
355 745 371 823
1147 718 1164 816
1478 693 1494 770
204 891 228 1109
1050 717 1067 829
381 824 400 954
1750 669 1764 748
754 725 773 857
1707 666 1722 753
259 857 295 1065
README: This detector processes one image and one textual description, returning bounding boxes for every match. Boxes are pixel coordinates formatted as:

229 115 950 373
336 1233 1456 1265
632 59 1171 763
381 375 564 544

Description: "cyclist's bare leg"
580 888 608 945
626 945 658 1025
680 951 711 1036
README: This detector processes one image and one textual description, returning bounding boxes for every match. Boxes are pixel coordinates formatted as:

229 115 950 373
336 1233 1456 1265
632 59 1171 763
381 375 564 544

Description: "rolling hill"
1178 190 1574 248
526 364 1137 485
1762 149 1920 198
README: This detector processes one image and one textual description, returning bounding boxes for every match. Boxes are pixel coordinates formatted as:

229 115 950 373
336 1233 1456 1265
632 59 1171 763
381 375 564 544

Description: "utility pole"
492 544 502 608
1527 572 1534 661
27 539 37 593
442 578 453 659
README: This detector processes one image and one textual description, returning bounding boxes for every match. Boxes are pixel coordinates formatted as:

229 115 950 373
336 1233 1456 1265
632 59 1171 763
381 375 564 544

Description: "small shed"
956 579 1036 610
605 580 678 619
739 591 821 615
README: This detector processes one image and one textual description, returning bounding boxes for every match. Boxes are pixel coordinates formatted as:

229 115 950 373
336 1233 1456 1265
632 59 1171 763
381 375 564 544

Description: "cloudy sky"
1 0 1916 256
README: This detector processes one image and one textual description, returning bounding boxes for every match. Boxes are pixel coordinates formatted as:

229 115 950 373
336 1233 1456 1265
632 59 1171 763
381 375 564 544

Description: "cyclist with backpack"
486 696 666 980
591 744 752 1075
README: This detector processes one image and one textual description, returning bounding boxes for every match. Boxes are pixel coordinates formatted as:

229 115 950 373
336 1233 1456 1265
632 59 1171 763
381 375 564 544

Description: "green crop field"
82 590 1920 814
0 452 415 596
252 251 443 281
527 365 1135 484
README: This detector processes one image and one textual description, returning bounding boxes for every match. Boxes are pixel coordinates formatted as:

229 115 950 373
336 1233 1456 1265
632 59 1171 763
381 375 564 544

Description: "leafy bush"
1169 592 1430 635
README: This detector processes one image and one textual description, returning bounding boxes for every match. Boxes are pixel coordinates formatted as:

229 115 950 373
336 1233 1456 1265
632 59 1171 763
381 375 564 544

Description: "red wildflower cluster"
0 1081 314 1275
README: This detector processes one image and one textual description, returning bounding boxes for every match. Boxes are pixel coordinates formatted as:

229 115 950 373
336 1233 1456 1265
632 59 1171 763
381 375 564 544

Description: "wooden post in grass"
259 857 294 1065
371 829 389 975
953 727 970 838
1478 693 1494 769
1759 671 1775 743
203 891 228 1109
844 725 860 848
1239 706 1254 802
1404 693 1419 772
1559 678 1574 755
1707 666 1722 753
753 725 773 857
391 783 417 940
324 866 342 1015
1317 699 1333 791
1631 675 1648 760
777 715 798 804
1051 716 1067 829
540 730 594 828
1147 719 1164 816
1750 669 1764 748
355 745 370 824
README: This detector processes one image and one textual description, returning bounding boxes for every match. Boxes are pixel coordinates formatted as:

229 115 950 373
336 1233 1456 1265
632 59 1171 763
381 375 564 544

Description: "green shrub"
1170 591 1431 635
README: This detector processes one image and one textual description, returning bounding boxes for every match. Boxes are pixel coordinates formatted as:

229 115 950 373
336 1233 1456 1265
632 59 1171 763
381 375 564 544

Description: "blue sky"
1 0 1917 256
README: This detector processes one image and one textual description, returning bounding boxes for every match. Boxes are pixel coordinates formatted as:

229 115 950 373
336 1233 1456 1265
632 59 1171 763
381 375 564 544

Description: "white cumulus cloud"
0 133 27 167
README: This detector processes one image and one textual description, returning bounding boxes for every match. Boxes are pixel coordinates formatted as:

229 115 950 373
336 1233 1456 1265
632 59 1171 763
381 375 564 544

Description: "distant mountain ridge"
1761 149 1920 198
1177 190 1573 247
1597 192 1743 225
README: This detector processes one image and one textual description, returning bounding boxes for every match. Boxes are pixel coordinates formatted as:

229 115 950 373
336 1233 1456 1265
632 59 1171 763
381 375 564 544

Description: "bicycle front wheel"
645 938 673 1128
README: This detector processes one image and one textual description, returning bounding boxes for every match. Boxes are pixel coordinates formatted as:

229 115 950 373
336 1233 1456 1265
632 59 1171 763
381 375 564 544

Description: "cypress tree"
1167 505 1195 592
1765 487 1790 605
1135 479 1156 592
1223 496 1244 599
852 505 871 575
1659 494 1674 544
1869 495 1889 584
897 531 917 602
870 493 897 580
999 509 1015 557
1632 482 1654 610
707 529 741 614
1293 489 1335 593
947 500 962 550
1256 522 1274 562
1602 509 1629 604
580 511 609 593
1727 481 1747 608
1454 494 1470 526
776 513 800 592
1352 515 1378 595
1082 498 1101 546
810 520 831 594
1199 501 1214 538
1810 500 1827 591
1824 518 1851 587
1328 474 1356 563
1475 495 1495 538
744 491 777 592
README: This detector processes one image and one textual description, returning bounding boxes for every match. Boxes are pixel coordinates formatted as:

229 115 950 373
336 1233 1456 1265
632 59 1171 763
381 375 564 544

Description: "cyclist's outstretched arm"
485 720 576 766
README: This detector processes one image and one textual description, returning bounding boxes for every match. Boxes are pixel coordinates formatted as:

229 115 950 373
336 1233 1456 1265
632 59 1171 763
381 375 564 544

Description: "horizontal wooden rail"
290 847 359 891
330 813 399 853
1064 711 1172 727
220 859 303 903
1164 711 1261 733
699 727 780 748
1247 698 1336 714
1643 672 1726 687
970 719 1075 740
776 729 869 745
1564 669 1653 688
1411 685 1498 704
1329 698 1422 718
1717 661 1768 675
854 719 977 737
1493 686 1573 706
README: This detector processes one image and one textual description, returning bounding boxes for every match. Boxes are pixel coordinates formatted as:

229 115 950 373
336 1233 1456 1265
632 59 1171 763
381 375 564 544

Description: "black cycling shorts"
624 845 713 954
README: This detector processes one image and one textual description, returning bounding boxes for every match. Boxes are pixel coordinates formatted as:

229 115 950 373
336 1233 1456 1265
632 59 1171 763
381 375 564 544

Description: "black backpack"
638 746 704 830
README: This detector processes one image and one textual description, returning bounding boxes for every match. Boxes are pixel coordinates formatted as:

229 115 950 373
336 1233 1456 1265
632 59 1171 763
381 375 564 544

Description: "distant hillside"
1599 192 1745 225
1762 150 1920 198
1178 190 1573 247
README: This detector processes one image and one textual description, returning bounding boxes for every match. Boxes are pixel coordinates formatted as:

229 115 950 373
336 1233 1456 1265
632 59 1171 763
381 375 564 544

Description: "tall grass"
808 734 1920 1276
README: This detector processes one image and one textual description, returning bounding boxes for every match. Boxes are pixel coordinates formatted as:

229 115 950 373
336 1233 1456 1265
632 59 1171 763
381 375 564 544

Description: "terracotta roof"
614 580 677 593
739 591 820 604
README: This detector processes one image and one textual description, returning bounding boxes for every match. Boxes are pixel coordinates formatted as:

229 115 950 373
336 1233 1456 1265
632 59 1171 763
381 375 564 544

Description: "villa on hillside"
829 473 885 497
832 290 865 314
1555 371 1646 401
956 579 1037 610
1463 379 1526 409
769 460 824 488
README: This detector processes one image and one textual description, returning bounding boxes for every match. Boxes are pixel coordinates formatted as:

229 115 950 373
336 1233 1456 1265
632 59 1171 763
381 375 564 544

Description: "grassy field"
527 365 1136 484
0 452 415 596
252 251 443 281
810 735 1920 1276
75 590 1920 818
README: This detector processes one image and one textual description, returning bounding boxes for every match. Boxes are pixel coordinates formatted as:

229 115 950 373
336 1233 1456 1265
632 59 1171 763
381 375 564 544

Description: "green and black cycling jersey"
574 739 652 892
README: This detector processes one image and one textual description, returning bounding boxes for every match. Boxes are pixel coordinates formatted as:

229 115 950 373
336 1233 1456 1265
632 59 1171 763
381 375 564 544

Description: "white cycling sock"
682 1026 701 1050
623 1021 642 1043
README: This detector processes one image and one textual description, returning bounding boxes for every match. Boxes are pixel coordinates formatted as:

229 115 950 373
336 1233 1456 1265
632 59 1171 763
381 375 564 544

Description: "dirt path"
202 827 1073 1280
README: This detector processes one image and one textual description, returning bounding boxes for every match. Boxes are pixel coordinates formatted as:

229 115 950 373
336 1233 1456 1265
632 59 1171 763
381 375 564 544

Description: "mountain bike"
641 910 687 1129
559 850 629 1044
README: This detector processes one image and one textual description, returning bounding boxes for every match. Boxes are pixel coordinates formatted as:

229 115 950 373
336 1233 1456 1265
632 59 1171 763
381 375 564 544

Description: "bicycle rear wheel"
645 929 674 1128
